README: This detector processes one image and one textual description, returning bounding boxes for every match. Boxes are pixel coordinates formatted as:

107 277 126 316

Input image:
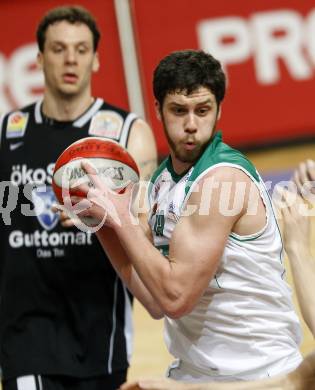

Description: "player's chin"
58 84 80 96
177 149 201 163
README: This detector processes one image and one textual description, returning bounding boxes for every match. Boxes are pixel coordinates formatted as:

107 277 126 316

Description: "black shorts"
2 370 127 390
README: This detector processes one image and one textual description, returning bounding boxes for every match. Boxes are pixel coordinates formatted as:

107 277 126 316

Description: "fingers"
81 160 107 192
273 186 295 218
293 160 315 196
294 161 308 194
306 159 315 182
51 203 76 227
273 186 310 239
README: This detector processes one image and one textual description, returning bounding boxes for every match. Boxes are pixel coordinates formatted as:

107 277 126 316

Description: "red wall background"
131 0 315 154
1 0 315 156
0 0 129 111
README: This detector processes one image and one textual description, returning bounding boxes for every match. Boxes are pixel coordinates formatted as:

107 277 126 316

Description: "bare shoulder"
184 165 265 236
126 118 158 180
188 165 255 206
203 165 254 183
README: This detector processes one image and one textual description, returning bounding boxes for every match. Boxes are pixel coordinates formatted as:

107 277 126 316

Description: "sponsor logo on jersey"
154 212 165 236
9 141 24 151
6 112 29 139
160 170 172 183
10 163 55 185
167 201 180 222
88 110 123 139
9 230 93 249
32 185 59 231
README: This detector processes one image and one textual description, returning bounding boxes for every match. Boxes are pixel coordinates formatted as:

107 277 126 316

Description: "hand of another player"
293 159 315 196
278 187 311 257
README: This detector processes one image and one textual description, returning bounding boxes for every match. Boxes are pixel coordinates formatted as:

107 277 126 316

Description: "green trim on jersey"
149 158 168 198
156 244 169 257
150 158 168 185
150 156 188 185
185 131 259 194
229 231 265 242
165 157 190 183
150 131 259 195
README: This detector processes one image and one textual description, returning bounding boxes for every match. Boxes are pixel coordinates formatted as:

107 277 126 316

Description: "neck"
170 154 193 175
42 90 94 121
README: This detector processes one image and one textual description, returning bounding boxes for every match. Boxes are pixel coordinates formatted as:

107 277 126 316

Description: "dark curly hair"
153 49 226 107
36 6 100 52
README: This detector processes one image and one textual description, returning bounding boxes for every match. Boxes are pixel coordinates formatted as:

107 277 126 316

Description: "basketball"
52 136 140 204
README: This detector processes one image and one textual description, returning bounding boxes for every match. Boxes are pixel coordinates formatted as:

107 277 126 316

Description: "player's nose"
184 113 197 133
64 48 77 64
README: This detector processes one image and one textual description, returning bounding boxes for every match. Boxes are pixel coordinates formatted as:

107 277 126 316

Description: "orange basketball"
52 137 139 204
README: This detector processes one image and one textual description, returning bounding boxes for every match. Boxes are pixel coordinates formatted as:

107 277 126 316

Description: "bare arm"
95 218 164 319
280 188 315 336
79 167 263 319
127 118 158 181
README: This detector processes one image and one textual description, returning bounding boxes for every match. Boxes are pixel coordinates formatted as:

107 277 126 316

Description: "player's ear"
37 52 43 70
155 100 162 121
92 53 100 73
217 105 222 120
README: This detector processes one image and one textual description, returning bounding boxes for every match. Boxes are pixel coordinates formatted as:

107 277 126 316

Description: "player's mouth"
183 141 197 151
63 73 78 84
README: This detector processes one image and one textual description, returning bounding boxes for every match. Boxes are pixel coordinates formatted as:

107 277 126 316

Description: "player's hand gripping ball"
52 137 140 226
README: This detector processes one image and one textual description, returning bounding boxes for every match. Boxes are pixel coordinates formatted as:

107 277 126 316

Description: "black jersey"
0 99 137 380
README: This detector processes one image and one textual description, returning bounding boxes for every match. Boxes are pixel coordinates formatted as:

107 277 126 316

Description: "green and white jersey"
148 132 302 381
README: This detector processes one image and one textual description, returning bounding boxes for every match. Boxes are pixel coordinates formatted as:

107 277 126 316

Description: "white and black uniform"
148 132 302 382
0 99 137 387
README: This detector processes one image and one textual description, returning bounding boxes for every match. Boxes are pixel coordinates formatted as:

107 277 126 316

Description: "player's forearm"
113 223 193 319
96 227 164 319
286 246 315 336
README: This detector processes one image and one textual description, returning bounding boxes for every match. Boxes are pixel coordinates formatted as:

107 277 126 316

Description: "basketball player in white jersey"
69 50 302 382
119 188 315 389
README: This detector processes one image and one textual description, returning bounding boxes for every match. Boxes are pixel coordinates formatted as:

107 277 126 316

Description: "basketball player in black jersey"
0 6 157 390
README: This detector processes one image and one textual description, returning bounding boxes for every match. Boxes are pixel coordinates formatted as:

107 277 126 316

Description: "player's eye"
197 107 211 116
52 46 63 53
77 46 88 54
171 107 186 115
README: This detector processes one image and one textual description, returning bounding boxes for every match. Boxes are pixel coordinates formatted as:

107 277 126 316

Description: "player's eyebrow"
169 99 214 106
50 40 91 46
